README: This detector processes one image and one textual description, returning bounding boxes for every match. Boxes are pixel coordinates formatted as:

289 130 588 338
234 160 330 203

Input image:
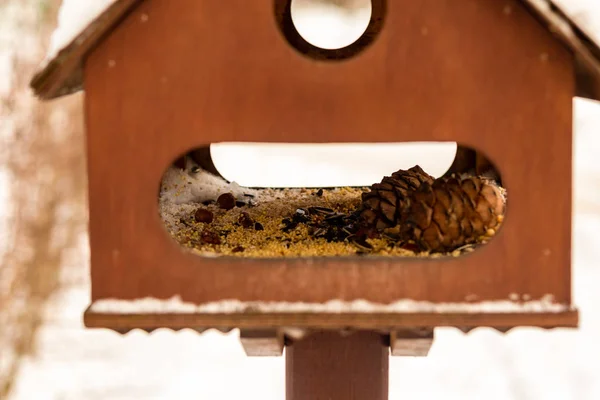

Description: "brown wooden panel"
83 0 575 320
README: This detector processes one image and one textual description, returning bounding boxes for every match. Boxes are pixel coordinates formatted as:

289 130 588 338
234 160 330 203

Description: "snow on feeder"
30 0 600 398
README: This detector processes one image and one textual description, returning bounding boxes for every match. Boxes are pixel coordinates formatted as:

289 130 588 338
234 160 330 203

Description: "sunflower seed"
308 206 334 215
324 213 346 225
348 235 373 251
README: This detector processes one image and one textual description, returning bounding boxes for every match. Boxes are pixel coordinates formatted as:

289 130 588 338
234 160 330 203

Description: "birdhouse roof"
30 0 600 101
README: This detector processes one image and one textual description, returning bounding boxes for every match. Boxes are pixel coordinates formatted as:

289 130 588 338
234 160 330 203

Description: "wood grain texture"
239 329 284 356
286 331 389 400
390 328 434 357
83 0 577 329
83 309 579 331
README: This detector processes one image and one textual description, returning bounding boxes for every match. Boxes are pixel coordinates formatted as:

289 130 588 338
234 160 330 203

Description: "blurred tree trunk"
0 1 88 397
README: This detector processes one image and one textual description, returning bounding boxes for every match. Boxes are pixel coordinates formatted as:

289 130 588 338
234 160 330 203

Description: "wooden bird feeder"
31 0 600 398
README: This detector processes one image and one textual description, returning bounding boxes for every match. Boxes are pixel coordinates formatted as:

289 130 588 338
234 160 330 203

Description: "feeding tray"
160 182 500 259
29 0 599 342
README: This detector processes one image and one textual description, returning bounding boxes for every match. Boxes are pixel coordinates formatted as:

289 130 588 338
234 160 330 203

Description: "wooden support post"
285 331 389 400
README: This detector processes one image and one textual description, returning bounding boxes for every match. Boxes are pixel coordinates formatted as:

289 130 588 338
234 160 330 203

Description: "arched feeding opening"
274 0 386 60
158 143 506 258
211 142 457 187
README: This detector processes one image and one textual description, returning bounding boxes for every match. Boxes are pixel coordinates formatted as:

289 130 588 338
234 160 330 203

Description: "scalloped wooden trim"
84 306 579 333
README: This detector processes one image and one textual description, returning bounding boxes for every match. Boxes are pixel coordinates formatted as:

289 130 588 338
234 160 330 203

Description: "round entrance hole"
290 0 373 50
274 0 386 60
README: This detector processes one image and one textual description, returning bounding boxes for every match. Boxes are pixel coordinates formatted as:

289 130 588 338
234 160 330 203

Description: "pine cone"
358 166 506 253
359 165 435 230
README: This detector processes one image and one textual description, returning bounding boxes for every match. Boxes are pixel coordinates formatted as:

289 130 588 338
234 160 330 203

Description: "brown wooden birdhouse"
31 0 600 396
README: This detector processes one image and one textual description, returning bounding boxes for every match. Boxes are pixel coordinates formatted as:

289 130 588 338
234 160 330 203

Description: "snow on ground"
211 142 457 187
7 98 600 400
